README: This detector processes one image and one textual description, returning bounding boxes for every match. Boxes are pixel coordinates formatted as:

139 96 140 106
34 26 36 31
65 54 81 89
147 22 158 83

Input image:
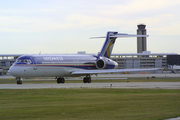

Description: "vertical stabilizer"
90 31 149 58
98 32 118 58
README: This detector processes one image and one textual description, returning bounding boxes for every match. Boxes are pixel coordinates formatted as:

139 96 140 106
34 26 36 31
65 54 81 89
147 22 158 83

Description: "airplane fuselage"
9 54 118 78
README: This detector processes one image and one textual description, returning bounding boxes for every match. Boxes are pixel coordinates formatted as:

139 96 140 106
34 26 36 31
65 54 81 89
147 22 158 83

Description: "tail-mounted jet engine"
95 57 118 69
95 59 107 69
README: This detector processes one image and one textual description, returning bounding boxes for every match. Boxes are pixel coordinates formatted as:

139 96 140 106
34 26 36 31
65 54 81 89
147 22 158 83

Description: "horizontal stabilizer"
90 33 148 39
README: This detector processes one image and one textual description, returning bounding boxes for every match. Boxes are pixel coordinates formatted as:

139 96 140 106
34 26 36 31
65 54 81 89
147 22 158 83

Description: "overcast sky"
0 0 180 54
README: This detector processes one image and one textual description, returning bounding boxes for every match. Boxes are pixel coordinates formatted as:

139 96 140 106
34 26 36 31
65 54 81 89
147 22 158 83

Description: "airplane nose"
114 61 118 69
8 67 13 75
8 66 17 77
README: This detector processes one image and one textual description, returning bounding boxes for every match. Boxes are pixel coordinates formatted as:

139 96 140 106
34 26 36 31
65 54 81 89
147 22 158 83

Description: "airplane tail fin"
91 31 149 58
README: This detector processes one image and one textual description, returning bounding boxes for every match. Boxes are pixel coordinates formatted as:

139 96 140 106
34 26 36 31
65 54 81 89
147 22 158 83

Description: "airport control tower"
137 24 147 53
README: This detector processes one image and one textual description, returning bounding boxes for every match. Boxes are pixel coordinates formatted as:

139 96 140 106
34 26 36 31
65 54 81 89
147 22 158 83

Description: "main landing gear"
83 75 91 83
57 77 65 84
16 77 22 85
56 75 92 84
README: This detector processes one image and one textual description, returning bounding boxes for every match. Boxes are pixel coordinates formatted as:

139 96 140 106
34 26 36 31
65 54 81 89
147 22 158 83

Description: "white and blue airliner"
9 31 159 84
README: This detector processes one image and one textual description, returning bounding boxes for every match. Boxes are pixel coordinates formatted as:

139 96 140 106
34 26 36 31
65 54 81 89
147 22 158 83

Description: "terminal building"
110 52 178 73
0 24 180 75
0 54 22 75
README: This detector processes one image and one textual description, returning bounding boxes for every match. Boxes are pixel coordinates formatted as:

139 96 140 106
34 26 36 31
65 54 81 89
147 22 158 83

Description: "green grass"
1 77 180 84
0 89 180 120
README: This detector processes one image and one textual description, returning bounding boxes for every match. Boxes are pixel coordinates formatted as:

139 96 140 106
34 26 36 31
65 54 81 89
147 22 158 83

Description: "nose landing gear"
16 77 22 85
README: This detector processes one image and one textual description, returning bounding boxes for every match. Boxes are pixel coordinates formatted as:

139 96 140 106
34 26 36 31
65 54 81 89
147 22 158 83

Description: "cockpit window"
17 59 32 64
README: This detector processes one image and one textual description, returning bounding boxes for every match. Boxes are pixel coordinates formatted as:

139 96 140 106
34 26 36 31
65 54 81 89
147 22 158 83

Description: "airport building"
137 24 147 53
0 54 22 75
0 24 180 75
110 52 178 73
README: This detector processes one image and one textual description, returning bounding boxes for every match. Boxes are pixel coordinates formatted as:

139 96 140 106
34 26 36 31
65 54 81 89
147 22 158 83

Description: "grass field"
0 89 180 120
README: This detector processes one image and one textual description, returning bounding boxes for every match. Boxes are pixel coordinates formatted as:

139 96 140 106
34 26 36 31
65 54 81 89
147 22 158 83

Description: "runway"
0 82 180 89
1 74 180 89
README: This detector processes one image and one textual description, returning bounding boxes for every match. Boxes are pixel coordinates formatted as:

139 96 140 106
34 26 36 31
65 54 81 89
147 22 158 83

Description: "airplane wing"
71 68 160 75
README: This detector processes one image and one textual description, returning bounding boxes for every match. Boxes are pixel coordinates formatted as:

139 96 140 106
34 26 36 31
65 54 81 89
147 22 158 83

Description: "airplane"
8 31 160 84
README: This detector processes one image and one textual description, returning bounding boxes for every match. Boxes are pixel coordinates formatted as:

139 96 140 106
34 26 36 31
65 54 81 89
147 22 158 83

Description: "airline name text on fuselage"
43 57 63 61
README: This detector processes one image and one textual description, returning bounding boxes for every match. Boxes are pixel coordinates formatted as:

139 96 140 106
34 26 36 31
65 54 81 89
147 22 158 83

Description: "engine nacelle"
95 57 118 69
95 59 107 69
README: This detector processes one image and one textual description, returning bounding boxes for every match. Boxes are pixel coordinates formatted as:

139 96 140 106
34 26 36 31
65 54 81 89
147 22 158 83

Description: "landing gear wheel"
57 78 61 83
83 77 87 83
61 78 65 83
16 77 22 85
57 77 65 84
83 75 91 83
88 77 91 83
17 80 22 85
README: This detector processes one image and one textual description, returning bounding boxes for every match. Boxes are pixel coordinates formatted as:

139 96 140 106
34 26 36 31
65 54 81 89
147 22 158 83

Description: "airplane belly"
9 66 68 77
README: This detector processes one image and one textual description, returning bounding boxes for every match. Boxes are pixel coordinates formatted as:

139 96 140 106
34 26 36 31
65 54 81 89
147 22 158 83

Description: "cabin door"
32 57 37 70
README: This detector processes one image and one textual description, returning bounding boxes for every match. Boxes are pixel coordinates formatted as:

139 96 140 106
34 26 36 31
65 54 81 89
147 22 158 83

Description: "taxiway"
0 82 180 89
